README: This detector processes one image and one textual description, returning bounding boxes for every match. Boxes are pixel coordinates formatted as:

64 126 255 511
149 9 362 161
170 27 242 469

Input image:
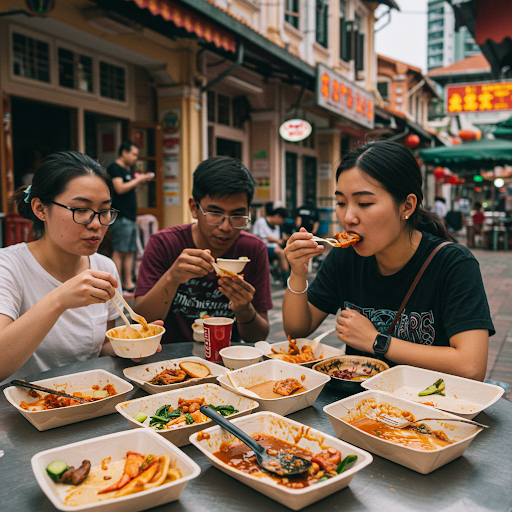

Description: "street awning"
420 138 512 167
128 0 236 53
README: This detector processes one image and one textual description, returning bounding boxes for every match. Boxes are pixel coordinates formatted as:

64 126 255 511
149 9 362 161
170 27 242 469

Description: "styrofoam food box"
31 428 200 512
324 389 484 474
259 338 344 368
216 359 330 415
189 411 372 510
116 383 258 446
3 369 133 431
361 365 504 419
123 356 226 394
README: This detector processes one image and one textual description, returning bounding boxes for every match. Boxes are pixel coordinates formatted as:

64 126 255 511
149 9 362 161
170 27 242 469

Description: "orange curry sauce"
349 417 452 450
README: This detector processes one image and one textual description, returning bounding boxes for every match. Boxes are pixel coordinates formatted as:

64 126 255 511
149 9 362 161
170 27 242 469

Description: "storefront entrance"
11 97 72 189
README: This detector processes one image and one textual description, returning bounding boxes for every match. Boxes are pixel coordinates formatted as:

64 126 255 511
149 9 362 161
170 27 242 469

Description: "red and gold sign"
316 63 375 129
446 81 512 114
128 0 236 53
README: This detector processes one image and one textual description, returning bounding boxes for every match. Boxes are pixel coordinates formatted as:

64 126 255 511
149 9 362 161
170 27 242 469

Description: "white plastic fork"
110 299 142 339
311 236 338 247
365 408 488 429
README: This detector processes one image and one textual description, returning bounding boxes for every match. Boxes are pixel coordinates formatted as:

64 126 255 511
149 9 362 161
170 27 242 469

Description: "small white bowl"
31 428 200 511
106 324 165 358
3 369 133 431
217 359 330 415
324 390 483 474
191 319 205 342
216 258 250 273
189 411 372 510
219 346 263 370
116 383 259 446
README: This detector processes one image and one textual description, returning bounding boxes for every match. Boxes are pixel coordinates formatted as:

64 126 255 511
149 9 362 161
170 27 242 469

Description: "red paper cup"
203 317 234 363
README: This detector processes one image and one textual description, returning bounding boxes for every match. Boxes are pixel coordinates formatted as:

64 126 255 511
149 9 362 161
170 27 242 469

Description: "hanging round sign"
279 119 312 142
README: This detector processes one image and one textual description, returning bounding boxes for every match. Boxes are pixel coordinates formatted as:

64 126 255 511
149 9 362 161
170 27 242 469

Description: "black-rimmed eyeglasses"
51 201 119 226
197 202 251 229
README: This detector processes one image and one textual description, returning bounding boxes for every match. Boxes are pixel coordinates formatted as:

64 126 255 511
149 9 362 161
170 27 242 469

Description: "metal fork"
365 408 488 429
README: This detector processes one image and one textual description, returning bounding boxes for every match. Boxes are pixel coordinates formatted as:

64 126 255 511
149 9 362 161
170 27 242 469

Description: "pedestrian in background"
252 205 290 285
107 141 153 294
295 197 320 236
433 196 448 218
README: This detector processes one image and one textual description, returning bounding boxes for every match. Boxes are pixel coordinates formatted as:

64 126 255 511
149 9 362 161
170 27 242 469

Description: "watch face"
374 334 390 354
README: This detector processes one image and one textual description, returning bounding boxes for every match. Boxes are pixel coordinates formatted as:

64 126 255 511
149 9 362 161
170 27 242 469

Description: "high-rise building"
427 1 480 72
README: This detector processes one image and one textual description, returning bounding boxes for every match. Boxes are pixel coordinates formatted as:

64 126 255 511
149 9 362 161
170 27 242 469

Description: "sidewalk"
267 247 512 401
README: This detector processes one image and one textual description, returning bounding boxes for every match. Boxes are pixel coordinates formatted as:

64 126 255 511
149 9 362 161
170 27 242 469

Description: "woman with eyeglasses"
0 152 136 383
134 156 272 344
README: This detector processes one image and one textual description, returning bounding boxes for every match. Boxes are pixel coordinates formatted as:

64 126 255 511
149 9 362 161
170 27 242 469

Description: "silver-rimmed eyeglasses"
197 202 251 229
51 201 119 226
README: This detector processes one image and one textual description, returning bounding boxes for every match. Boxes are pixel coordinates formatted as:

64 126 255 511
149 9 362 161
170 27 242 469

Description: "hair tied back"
24 185 32 203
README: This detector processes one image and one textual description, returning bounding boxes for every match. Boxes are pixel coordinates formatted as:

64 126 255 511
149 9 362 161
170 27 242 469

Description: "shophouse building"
0 0 398 237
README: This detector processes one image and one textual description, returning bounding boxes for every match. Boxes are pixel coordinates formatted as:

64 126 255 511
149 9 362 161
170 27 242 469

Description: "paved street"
266 246 512 401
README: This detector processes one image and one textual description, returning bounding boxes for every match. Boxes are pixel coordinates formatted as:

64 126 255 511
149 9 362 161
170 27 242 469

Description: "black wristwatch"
373 333 392 357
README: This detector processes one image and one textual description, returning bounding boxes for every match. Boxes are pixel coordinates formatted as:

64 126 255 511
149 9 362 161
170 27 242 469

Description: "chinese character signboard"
315 63 374 129
446 81 512 114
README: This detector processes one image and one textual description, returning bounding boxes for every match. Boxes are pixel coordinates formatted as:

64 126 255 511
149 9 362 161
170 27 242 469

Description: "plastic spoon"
110 299 143 339
199 405 312 476
225 371 260 399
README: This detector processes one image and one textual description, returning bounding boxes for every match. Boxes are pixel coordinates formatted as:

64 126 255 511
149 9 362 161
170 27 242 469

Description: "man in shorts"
107 141 153 293
134 156 272 344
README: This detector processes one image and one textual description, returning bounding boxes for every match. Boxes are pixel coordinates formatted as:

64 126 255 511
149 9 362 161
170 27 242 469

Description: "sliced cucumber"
133 412 147 423
46 460 68 481
92 390 109 399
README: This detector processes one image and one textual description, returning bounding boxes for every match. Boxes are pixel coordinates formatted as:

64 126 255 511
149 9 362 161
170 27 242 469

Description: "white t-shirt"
0 243 120 384
252 217 281 249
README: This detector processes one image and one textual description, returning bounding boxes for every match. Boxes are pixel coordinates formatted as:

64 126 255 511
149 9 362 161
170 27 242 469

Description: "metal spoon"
199 405 312 476
10 379 87 403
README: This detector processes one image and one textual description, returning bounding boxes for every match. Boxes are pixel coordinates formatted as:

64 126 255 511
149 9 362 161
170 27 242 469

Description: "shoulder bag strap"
385 241 452 335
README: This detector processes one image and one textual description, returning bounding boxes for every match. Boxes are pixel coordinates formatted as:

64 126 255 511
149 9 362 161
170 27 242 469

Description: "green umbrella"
493 115 512 138
420 138 512 168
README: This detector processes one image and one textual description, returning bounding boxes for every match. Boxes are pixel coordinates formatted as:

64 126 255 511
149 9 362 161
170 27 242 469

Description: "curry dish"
214 435 346 489
247 379 306 399
108 324 162 340
344 398 453 451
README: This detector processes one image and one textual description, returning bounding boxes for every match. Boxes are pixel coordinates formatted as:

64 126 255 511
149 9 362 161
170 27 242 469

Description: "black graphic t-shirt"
107 162 137 220
136 224 273 343
308 231 494 355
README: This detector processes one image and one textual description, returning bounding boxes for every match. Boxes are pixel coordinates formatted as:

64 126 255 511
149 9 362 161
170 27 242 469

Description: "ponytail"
416 208 455 242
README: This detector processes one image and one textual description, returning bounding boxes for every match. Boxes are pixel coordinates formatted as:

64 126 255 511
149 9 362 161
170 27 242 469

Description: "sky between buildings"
375 0 428 73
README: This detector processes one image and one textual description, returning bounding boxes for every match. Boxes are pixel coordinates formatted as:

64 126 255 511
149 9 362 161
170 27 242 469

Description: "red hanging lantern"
404 134 420 148
445 174 459 185
459 129 476 141
25 0 56 16
433 167 445 180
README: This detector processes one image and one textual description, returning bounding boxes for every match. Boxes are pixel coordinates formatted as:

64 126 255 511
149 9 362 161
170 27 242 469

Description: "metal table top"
1 343 511 512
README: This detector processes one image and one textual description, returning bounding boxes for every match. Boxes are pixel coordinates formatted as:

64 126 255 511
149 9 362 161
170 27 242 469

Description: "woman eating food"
283 141 493 381
0 152 159 384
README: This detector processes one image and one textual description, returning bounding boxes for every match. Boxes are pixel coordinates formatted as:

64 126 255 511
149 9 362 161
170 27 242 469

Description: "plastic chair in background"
135 214 159 277
5 213 34 246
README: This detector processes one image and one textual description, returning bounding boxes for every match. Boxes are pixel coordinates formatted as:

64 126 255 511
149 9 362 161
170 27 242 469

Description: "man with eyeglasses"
134 156 272 344
107 141 153 294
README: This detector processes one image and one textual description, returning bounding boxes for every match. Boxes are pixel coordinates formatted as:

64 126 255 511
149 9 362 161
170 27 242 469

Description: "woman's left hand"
336 308 379 353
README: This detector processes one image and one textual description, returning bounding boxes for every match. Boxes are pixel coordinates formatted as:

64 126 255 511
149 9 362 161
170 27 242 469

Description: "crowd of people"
0 141 494 385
